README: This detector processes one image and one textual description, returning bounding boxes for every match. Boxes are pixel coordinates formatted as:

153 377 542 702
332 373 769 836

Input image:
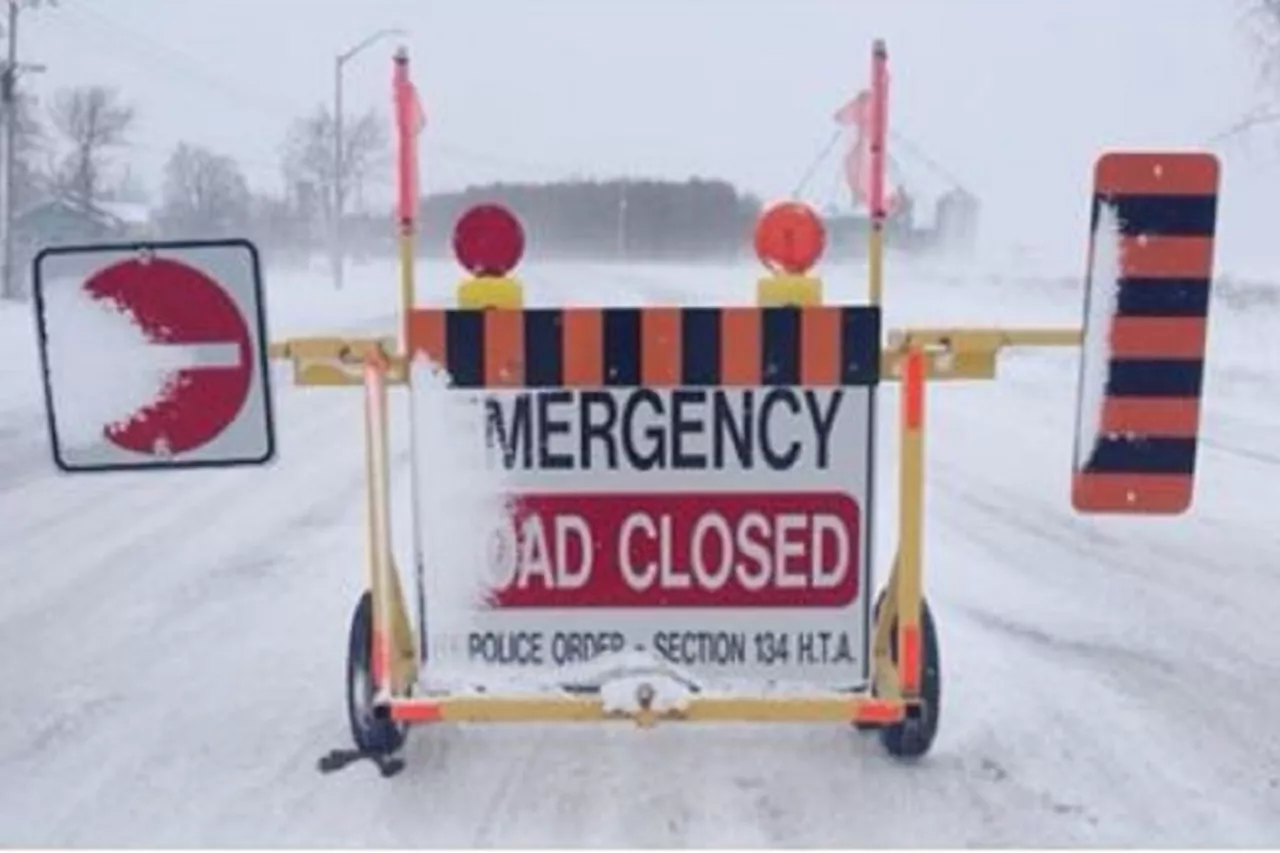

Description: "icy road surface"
0 258 1277 845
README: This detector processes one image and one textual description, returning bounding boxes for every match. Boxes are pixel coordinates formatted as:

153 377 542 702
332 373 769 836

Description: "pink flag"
393 51 426 228
833 88 900 214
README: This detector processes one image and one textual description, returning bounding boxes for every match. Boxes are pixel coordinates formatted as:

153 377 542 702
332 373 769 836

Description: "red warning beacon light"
453 203 525 277
754 201 826 275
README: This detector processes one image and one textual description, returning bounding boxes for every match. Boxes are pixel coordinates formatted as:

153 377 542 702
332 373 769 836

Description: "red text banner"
488 491 860 608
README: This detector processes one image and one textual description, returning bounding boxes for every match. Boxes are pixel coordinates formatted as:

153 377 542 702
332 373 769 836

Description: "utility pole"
332 27 404 291
0 0 20 301
331 54 342 291
0 0 47 301
616 182 627 261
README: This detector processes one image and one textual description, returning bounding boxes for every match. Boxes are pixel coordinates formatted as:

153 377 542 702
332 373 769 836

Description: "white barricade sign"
410 305 880 688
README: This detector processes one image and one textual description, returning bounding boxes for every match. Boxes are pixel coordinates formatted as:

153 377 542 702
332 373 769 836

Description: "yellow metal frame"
261 276 1082 729
380 693 906 729
268 288 1083 727
271 328 1080 390
261 37 1088 732
361 351 417 697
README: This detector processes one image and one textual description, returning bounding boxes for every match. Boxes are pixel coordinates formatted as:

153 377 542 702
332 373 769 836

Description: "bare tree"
11 89 49 211
1249 0 1280 88
281 104 387 227
157 142 250 237
247 190 309 262
1222 1 1280 140
48 85 135 208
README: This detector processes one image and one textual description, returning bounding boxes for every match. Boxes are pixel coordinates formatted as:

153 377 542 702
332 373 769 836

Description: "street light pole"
616 182 627 261
1 0 18 302
331 53 343 290
331 26 405 291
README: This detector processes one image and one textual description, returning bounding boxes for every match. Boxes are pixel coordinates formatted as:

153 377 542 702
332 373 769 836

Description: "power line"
425 139 585 180
61 3 585 178
887 129 969 193
17 1 654 226
53 5 587 184
56 2 298 119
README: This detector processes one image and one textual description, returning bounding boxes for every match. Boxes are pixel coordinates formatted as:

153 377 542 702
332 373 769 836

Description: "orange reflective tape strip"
800 306 841 385
641 307 681 386
719 308 761 385
1072 472 1193 514
1109 316 1207 360
899 625 921 694
904 348 924 430
1120 236 1214 279
371 630 388 690
1095 153 1219 196
390 700 443 723
484 309 524 387
562 309 603 387
853 698 903 725
406 308 446 365
1100 397 1201 437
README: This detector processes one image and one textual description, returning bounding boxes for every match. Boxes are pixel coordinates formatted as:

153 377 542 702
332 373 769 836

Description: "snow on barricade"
40 277 198 450
1075 201 1122 469
410 354 514 675
600 673 694 715
551 647 702 690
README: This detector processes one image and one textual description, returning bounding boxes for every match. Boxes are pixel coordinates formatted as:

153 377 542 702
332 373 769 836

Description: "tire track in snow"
0 383 354 629
0 393 415 844
0 396 392 766
922 383 1280 843
0 309 401 622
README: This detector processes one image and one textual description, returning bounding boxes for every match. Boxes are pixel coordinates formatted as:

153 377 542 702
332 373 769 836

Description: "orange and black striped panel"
1074 151 1219 515
406 305 881 388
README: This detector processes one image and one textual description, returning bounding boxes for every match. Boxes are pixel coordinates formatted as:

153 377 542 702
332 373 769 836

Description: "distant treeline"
414 177 765 261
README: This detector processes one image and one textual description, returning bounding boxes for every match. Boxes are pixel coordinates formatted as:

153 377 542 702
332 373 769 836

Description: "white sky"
19 0 1280 270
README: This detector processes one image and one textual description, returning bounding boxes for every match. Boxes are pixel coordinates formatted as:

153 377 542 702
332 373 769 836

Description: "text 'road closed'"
486 491 860 607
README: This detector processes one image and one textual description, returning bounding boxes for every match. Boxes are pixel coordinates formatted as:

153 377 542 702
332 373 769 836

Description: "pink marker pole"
866 39 889 307
868 39 889 224
392 48 417 236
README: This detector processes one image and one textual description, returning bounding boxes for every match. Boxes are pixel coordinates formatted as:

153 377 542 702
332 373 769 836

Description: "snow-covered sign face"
32 239 276 473
408 304 880 690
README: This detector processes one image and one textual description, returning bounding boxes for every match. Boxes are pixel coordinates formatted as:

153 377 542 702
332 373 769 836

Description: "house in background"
11 197 155 296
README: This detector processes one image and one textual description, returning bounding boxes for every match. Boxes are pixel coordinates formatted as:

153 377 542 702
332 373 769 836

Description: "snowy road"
0 259 1277 845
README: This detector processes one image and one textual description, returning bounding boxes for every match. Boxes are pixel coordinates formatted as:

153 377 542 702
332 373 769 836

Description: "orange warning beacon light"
453 203 525 278
754 201 826 275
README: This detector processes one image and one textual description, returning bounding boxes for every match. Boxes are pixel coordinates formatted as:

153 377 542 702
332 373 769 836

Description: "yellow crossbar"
386 694 907 728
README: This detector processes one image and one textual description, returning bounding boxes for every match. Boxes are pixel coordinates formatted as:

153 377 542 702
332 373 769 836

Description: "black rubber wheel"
869 590 941 759
346 591 407 756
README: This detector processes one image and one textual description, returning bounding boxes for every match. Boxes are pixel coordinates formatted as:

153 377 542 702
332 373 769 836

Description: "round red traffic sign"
84 256 253 456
